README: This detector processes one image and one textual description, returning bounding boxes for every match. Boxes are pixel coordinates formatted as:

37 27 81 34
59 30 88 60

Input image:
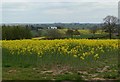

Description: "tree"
73 29 80 35
90 26 98 35
2 25 32 40
46 29 64 39
66 29 74 37
103 15 118 39
56 26 64 29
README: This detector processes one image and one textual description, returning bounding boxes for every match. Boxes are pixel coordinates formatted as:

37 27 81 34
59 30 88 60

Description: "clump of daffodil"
94 54 99 60
2 39 118 61
73 55 77 58
80 56 84 60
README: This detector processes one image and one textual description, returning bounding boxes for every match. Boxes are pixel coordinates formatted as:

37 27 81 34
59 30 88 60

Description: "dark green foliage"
73 29 80 35
38 29 42 37
66 29 80 36
2 26 32 40
56 26 64 29
45 29 65 39
66 29 74 37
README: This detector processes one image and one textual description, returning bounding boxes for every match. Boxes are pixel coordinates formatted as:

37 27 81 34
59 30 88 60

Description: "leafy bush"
66 29 74 37
45 29 65 39
73 29 80 35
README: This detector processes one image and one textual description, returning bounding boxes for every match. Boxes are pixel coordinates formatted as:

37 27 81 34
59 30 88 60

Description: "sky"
1 0 119 23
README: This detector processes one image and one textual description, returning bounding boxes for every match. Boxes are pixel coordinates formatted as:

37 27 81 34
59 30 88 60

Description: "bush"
66 29 74 37
73 29 80 35
66 29 80 37
45 29 65 39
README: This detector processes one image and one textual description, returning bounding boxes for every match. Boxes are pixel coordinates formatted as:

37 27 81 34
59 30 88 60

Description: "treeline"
2 26 32 40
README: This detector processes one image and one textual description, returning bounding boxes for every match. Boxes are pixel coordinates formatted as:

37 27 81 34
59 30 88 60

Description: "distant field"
2 39 119 80
33 29 112 40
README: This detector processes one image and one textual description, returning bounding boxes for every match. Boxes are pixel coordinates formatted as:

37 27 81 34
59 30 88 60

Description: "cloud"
2 0 119 2
1 2 118 23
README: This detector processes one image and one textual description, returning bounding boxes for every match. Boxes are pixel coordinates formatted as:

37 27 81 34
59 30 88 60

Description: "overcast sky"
1 0 118 23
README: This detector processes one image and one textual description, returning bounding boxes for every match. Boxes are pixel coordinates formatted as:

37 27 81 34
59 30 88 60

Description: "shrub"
45 29 65 39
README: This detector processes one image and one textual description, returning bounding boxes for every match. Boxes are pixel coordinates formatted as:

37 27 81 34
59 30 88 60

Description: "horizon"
1 22 103 25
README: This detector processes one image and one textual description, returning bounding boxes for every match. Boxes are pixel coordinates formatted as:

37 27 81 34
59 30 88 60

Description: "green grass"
68 34 119 39
2 48 119 80
33 29 119 40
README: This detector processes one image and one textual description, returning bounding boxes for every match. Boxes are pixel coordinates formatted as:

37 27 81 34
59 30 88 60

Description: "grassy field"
34 29 118 40
2 39 119 80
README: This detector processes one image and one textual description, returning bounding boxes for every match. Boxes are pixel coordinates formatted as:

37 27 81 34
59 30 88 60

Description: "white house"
48 27 57 29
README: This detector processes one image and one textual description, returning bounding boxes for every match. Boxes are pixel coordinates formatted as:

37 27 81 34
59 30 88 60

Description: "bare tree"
103 15 118 39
